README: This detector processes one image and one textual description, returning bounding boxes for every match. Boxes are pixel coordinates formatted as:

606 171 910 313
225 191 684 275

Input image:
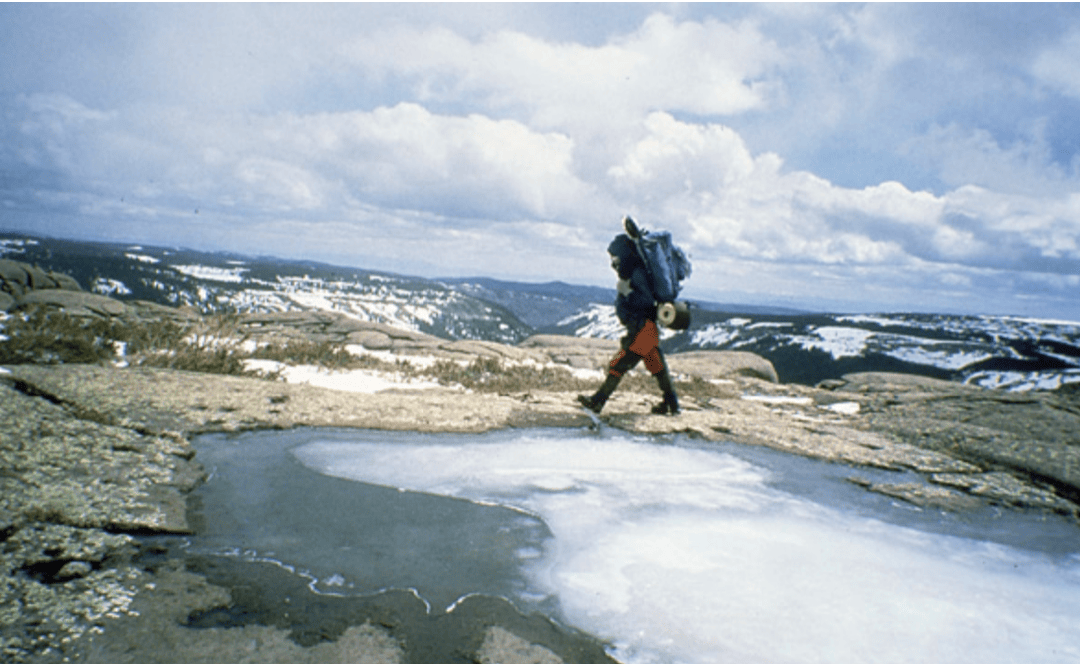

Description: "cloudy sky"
2 3 1080 318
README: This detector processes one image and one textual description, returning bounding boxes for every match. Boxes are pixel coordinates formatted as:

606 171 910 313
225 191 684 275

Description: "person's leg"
577 347 641 413
644 348 680 415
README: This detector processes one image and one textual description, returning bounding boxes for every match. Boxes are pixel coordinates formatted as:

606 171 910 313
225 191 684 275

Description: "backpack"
623 216 692 303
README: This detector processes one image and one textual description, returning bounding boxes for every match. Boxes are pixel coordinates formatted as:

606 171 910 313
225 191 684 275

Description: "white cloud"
1033 29 1080 100
604 113 928 266
340 13 784 134
9 95 596 224
903 123 1077 196
600 110 1079 286
608 112 756 195
943 186 1080 266
265 103 593 221
14 94 116 177
234 157 326 211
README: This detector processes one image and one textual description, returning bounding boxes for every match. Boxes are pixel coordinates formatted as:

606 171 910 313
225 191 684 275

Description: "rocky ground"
3 259 1080 663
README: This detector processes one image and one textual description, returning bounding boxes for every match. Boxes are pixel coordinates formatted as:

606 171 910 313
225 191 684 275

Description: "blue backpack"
623 216 692 303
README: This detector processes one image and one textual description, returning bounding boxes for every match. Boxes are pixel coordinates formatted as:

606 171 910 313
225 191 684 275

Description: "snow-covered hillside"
558 304 1080 391
1 233 532 344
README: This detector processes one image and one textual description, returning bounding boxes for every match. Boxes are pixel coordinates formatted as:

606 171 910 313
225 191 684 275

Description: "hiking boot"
651 391 680 416
577 394 607 414
578 373 622 414
652 365 680 416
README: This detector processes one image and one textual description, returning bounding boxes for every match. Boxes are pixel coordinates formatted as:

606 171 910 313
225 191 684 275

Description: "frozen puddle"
191 428 1080 663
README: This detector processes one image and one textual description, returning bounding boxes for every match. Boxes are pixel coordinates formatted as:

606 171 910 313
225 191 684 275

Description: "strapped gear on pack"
656 300 691 329
623 216 691 302
623 216 692 330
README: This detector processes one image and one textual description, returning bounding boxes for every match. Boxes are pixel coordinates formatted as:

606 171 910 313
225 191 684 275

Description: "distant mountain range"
3 232 1079 392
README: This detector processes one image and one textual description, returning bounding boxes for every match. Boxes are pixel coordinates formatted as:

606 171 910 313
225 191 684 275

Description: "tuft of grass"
423 356 595 394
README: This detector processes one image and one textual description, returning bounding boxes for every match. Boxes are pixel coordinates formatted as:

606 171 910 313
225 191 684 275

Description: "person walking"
577 229 680 415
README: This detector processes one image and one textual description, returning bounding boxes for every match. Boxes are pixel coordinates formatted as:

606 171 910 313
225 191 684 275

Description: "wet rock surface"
3 303 1080 662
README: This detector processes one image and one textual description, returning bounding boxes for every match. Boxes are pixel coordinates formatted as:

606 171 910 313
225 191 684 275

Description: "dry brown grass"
1 309 727 399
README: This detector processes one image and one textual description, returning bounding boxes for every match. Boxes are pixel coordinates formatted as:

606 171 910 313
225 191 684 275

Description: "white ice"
293 432 1080 664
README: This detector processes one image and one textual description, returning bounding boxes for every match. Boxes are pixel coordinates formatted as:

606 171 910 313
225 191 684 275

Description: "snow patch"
824 401 861 415
242 360 445 393
124 252 160 264
793 326 873 359
965 369 1080 392
0 239 36 256
559 303 623 340
741 394 813 406
93 278 132 296
171 264 248 283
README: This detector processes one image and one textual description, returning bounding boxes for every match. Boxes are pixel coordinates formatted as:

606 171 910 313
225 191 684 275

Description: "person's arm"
628 266 657 314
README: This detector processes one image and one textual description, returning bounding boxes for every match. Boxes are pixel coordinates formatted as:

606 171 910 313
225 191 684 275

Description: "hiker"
577 230 680 416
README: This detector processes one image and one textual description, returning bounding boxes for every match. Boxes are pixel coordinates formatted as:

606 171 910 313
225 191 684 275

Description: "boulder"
439 339 548 364
668 350 779 383
24 264 57 290
0 258 30 297
348 329 394 349
519 334 617 353
838 372 969 392
127 300 202 325
0 258 83 297
50 272 82 291
476 626 563 664
17 289 128 317
518 334 619 369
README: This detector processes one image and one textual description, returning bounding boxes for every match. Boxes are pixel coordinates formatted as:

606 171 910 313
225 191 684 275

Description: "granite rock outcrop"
3 280 1079 663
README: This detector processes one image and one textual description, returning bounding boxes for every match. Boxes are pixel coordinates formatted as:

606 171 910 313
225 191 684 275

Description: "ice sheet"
292 430 1080 664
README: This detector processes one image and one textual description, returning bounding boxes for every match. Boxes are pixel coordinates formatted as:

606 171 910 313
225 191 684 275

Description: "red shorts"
609 320 664 375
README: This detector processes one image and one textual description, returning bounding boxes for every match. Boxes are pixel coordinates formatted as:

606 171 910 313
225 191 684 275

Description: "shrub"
0 306 267 378
251 338 356 369
136 346 251 375
0 305 121 365
122 318 188 355
131 314 259 377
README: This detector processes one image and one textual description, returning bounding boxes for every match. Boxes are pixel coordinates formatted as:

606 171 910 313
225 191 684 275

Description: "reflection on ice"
293 429 1080 664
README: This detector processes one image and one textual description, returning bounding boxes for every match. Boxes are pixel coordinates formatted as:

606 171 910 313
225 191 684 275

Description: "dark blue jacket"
608 234 656 334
